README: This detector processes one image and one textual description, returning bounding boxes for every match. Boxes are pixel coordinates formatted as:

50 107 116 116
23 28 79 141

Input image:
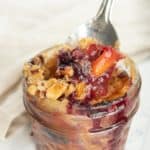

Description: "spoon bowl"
67 0 119 47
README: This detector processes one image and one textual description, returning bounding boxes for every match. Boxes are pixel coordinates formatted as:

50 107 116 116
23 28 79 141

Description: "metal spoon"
67 0 119 47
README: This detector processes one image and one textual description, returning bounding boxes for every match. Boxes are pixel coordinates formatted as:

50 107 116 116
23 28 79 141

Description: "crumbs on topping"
23 38 132 108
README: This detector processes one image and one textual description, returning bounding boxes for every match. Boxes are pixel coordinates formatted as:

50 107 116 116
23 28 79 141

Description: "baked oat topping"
23 38 134 112
46 80 68 100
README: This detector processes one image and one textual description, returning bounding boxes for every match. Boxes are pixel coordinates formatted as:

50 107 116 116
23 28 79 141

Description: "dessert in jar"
23 38 141 150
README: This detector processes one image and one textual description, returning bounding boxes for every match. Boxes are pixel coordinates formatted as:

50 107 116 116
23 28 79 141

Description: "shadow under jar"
23 66 141 150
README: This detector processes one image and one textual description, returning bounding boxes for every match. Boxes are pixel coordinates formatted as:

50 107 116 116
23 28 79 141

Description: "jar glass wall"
23 65 141 150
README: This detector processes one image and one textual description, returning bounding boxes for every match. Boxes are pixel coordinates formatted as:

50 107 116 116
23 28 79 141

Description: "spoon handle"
96 0 114 23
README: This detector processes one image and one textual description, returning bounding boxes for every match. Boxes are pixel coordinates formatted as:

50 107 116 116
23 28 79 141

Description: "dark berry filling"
56 43 127 109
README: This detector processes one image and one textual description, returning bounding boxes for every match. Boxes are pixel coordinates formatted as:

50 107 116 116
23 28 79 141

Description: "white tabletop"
0 0 150 149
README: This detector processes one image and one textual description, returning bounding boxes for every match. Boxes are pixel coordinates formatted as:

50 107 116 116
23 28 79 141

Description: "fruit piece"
65 84 75 97
46 80 68 100
92 47 123 76
104 71 131 101
91 76 109 99
86 44 102 61
58 50 72 65
72 63 83 77
75 82 87 100
27 85 37 96
64 66 74 77
71 48 84 60
56 66 74 77
47 78 58 86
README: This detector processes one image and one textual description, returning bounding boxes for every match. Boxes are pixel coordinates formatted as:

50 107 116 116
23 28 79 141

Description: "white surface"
0 60 149 150
0 0 150 149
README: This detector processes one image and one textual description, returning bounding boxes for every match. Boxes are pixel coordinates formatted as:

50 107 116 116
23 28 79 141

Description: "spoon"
67 0 119 47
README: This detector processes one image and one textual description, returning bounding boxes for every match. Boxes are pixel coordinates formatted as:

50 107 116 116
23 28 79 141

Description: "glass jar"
23 58 141 150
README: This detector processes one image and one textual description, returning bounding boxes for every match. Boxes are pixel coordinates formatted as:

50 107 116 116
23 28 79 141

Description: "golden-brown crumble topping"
23 38 135 113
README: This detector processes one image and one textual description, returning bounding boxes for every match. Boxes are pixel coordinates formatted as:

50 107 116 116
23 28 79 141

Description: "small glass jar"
23 58 141 150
